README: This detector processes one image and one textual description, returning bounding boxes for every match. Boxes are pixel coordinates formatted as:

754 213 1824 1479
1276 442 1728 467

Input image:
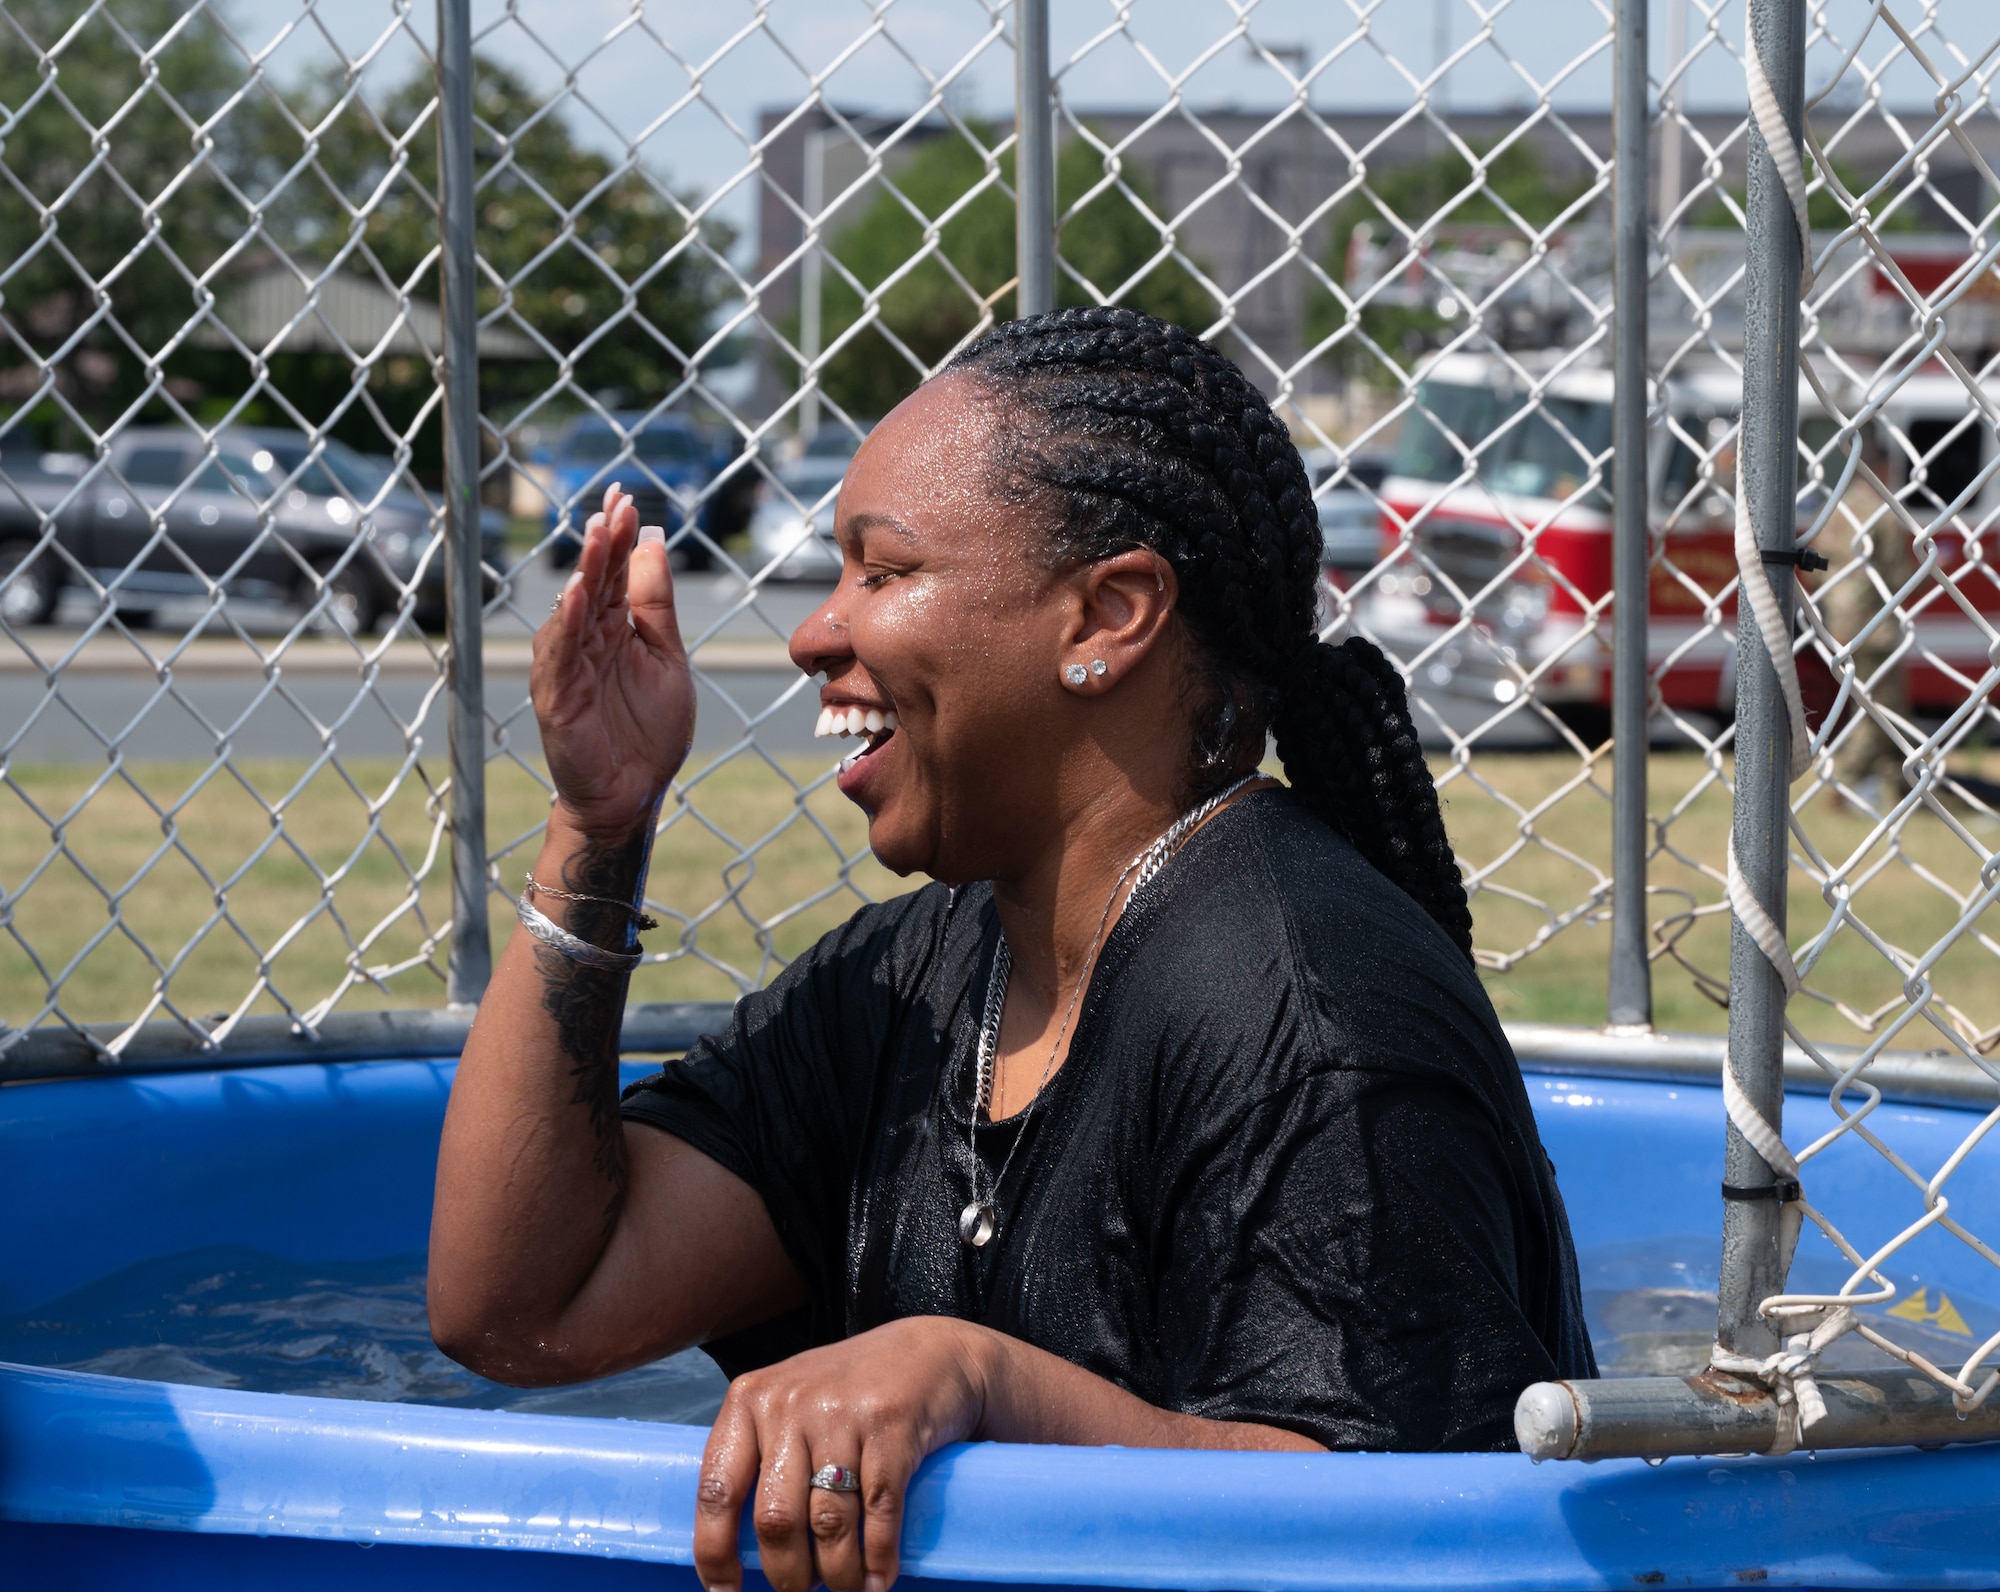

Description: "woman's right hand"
531 483 696 839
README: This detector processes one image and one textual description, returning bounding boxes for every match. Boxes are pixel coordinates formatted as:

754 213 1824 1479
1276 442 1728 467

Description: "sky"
211 0 1990 263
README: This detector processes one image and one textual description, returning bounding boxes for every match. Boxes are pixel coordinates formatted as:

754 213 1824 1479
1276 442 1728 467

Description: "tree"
0 0 254 440
810 128 1212 420
264 54 731 423
0 7 731 471
1683 157 1920 233
1307 138 1596 382
225 51 732 469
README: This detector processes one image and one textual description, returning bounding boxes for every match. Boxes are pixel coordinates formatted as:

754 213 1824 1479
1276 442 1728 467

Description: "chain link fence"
1714 0 2000 1427
1 0 1998 1430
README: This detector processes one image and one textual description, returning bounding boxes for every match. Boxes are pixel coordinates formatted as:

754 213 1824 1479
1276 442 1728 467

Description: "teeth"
815 704 900 742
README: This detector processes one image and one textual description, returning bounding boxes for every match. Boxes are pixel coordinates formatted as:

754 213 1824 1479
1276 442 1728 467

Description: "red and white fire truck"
1353 349 1999 734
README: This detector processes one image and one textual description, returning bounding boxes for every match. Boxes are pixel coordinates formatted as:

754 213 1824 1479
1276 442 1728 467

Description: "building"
752 102 1999 422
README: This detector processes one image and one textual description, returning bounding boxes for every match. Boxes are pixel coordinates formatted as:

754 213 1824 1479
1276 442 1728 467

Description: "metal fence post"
1716 0 1806 1362
1607 0 1652 1029
437 0 491 1009
1014 0 1055 317
799 127 827 440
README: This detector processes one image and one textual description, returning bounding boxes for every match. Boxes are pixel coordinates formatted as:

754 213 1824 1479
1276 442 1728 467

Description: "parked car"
542 412 721 570
1303 448 1392 575
745 429 864 582
0 428 504 635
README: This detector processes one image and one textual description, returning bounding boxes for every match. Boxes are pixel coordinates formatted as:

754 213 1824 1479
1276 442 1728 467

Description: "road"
2 552 1560 764
3 558 829 764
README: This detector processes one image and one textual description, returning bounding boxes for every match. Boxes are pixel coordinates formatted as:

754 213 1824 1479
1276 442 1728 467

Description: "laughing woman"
429 308 1593 1592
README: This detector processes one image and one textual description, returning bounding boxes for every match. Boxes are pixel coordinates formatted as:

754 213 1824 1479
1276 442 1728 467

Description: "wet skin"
428 375 1312 1592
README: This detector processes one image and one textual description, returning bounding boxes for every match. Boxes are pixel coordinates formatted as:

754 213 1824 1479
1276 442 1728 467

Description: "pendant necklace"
956 773 1258 1247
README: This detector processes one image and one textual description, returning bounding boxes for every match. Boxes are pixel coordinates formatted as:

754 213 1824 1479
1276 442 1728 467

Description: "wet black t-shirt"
620 788 1595 1451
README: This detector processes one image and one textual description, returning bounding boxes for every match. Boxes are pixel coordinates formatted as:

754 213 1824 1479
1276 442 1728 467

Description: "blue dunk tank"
4 1012 1999 1589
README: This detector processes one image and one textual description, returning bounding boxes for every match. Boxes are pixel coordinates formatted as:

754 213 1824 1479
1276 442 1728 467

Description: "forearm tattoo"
534 822 654 1237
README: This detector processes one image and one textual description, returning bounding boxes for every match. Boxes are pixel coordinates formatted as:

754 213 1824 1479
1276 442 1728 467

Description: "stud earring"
1089 659 1107 677
1064 663 1088 686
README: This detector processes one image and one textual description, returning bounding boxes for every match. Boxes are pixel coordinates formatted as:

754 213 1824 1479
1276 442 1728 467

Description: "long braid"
949 306 1476 962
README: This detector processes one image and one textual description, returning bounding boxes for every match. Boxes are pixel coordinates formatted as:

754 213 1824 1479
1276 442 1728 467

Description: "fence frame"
438 0 490 1011
1716 0 1810 1370
5 0 1999 1463
1608 0 1653 1030
1014 0 1056 318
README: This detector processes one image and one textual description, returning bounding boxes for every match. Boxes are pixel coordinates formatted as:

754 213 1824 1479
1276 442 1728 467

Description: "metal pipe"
1014 0 1055 318
1506 1021 1999 1112
1660 0 1689 248
1608 0 1652 1030
16 1008 1993 1108
799 127 826 440
436 0 490 1010
1718 0 1807 1364
1431 0 1452 117
1518 1369 2000 1461
0 1002 739 1082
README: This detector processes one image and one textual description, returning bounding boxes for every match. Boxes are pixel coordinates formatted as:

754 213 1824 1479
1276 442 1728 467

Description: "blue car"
542 412 721 570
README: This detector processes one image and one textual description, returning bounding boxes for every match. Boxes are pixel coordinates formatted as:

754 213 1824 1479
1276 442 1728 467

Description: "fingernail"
638 524 665 546
864 1576 887 1592
608 480 622 499
564 569 585 594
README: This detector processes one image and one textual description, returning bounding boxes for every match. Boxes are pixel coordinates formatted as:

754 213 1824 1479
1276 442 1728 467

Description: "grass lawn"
3 747 1995 1050
1453 742 2000 1049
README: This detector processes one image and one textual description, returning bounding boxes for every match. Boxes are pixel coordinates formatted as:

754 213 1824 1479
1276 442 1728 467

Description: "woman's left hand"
693 1316 992 1592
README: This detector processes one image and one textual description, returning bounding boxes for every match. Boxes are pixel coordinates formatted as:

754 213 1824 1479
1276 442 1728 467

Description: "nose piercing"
1064 663 1088 686
1090 659 1107 677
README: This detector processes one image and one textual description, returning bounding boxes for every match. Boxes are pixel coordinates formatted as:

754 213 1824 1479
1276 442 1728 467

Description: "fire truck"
1353 349 1999 737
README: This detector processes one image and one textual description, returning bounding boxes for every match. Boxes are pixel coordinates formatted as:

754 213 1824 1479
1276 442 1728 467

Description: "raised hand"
531 483 696 840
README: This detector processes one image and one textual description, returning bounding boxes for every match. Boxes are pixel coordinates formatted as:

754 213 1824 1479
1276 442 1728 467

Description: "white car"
1302 448 1389 572
745 431 863 581
1317 485 1386 571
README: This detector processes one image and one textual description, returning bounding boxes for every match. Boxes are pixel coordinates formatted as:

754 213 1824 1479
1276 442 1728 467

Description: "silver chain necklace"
956 773 1260 1247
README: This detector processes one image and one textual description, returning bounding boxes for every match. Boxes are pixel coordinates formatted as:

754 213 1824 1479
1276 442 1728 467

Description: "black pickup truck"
0 427 504 635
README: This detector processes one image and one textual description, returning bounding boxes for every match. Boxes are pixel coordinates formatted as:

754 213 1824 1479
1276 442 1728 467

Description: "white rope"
1711 12 1833 1440
1724 834 1802 1001
1721 1031 1800 1175
1742 18 1815 295
1733 488 1815 783
1711 1310 1856 1454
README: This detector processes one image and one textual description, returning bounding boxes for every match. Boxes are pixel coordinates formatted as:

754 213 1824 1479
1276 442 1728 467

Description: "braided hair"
947 305 1475 962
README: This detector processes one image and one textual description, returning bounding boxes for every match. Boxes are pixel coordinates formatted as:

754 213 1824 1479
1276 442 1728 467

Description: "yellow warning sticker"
1886 1288 1972 1337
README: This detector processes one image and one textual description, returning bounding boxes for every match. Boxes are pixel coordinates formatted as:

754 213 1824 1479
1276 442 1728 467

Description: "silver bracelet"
515 892 644 971
524 870 658 931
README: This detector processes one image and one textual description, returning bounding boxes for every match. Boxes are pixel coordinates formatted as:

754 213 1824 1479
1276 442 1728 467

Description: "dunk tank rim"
8 1360 2000 1591
3 1044 2000 1589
